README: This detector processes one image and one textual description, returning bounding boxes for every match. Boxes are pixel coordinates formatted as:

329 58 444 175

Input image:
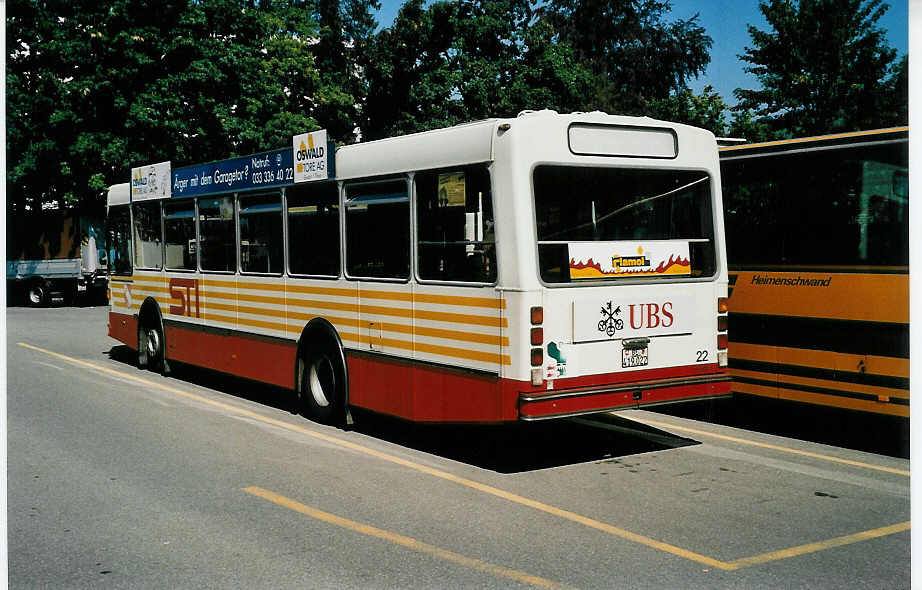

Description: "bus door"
345 178 415 418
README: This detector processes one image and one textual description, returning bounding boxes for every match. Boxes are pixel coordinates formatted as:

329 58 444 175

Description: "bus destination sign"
171 148 294 197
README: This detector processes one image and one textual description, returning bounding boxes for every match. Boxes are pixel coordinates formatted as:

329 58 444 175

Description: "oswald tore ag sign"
292 130 333 183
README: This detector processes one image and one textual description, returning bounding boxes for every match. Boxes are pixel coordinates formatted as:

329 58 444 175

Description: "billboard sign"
131 161 171 201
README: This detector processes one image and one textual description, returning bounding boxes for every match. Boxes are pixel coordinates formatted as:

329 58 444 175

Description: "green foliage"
6 0 358 213
14 0 906 217
644 85 728 136
726 109 773 143
539 0 713 115
734 0 906 137
361 0 596 140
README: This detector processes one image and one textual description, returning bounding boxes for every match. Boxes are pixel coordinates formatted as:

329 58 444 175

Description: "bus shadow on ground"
106 345 697 473
349 410 699 473
107 345 296 414
653 395 909 459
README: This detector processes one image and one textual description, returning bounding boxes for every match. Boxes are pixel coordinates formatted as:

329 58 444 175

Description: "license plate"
622 347 648 368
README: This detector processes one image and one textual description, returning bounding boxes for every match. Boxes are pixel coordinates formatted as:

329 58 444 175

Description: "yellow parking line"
243 486 576 589
15 342 910 572
629 417 910 477
726 521 911 569
15 341 730 570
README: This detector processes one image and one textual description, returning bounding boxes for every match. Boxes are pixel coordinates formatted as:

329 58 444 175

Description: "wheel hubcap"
309 356 334 408
146 328 160 358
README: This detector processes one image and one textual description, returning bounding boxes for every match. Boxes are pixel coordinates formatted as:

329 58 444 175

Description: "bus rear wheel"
297 343 346 426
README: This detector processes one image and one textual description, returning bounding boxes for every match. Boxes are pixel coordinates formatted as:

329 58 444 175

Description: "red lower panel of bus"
517 375 731 421
108 311 137 347
347 352 518 423
108 312 729 423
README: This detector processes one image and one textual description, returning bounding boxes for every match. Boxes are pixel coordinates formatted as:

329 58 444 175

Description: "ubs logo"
597 301 624 337
596 300 676 337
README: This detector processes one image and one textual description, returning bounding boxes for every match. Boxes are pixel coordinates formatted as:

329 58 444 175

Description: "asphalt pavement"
7 305 910 589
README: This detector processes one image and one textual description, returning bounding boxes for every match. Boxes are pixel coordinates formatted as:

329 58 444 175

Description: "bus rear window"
534 166 716 283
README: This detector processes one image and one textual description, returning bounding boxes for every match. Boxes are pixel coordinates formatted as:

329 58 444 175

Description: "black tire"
138 316 165 373
297 340 346 426
27 280 48 307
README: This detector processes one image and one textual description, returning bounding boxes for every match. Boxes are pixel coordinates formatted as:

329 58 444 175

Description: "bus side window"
132 200 163 270
163 201 197 271
239 192 283 275
722 161 783 266
106 205 132 276
415 166 496 283
344 178 410 280
287 182 340 277
198 195 237 273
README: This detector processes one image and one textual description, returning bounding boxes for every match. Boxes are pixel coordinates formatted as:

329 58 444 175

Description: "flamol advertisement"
568 240 691 279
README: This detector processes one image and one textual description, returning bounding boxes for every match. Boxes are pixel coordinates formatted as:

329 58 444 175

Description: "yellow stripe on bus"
731 265 909 273
730 367 909 401
730 342 909 379
200 302 508 347
125 297 508 348
728 271 908 324
135 275 505 308
126 304 510 366
203 277 506 309
719 126 909 152
732 381 910 418
338 331 511 366
283 312 509 347
222 292 506 329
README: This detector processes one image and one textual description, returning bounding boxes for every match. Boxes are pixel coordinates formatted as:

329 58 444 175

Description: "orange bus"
720 128 909 418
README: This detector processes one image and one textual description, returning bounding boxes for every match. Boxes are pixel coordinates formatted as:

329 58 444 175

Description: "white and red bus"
106 110 730 425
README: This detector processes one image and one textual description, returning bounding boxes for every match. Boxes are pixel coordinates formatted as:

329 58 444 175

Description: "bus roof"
719 126 908 159
336 110 713 180
336 119 499 181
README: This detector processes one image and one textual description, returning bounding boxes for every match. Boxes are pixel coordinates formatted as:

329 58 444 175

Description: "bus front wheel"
138 314 165 374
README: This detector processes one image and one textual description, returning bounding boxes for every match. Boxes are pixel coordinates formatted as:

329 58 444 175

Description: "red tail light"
717 315 728 332
530 306 543 325
717 334 728 350
530 327 543 346
530 348 543 366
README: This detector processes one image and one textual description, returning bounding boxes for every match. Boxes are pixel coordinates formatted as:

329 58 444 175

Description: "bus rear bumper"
518 373 732 421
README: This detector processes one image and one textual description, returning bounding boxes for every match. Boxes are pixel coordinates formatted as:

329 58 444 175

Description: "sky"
373 0 910 107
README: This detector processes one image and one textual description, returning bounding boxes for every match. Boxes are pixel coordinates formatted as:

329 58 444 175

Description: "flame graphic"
568 258 603 271
569 254 690 278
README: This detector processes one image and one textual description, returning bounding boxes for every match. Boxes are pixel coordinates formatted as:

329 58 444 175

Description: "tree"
6 0 337 214
644 85 728 136
311 0 381 142
734 0 906 137
362 0 597 140
538 0 712 115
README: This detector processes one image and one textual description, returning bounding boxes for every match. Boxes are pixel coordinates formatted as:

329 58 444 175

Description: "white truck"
6 209 108 306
